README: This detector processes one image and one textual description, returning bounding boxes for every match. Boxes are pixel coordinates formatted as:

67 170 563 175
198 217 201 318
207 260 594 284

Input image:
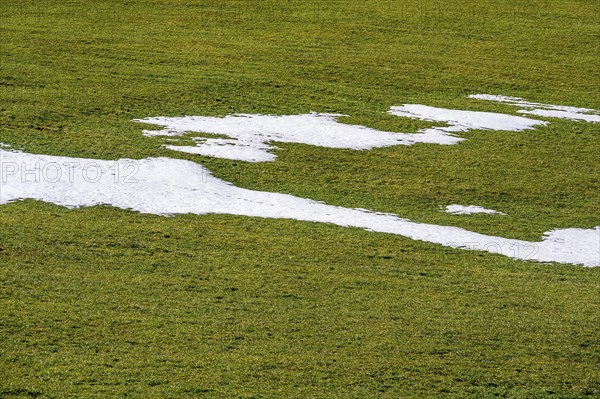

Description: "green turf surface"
1 0 599 397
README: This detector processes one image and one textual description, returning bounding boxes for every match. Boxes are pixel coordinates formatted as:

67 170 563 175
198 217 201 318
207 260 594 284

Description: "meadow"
1 0 599 397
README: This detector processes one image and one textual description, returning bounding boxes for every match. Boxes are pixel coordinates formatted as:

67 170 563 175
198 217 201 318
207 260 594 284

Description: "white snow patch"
518 109 600 123
388 104 547 132
165 138 277 162
1 148 598 267
135 107 544 162
469 94 600 123
445 204 506 215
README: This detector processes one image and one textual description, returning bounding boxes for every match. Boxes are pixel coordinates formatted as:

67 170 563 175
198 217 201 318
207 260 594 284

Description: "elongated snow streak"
135 107 545 162
469 94 600 123
1 149 598 267
445 204 506 215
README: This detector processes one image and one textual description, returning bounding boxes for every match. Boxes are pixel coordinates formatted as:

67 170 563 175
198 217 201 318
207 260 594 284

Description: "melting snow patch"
1 148 598 267
135 107 544 162
388 104 547 132
135 112 463 162
165 138 277 162
469 94 600 123
445 204 506 215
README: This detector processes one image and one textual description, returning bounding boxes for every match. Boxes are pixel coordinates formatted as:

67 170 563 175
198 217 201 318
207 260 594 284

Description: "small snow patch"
445 204 506 215
388 104 546 132
469 95 600 123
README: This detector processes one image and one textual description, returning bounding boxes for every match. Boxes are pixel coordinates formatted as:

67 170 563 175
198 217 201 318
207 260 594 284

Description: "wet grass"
1 0 599 397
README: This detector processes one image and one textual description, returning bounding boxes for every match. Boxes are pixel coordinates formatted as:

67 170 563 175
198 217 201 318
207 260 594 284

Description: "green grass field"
1 0 599 397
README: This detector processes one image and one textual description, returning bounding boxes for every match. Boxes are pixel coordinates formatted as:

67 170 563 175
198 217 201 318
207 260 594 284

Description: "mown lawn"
1 0 599 397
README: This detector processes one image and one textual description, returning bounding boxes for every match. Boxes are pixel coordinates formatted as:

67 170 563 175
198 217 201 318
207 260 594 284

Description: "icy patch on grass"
445 204 506 215
135 107 544 162
469 95 600 123
1 148 598 267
